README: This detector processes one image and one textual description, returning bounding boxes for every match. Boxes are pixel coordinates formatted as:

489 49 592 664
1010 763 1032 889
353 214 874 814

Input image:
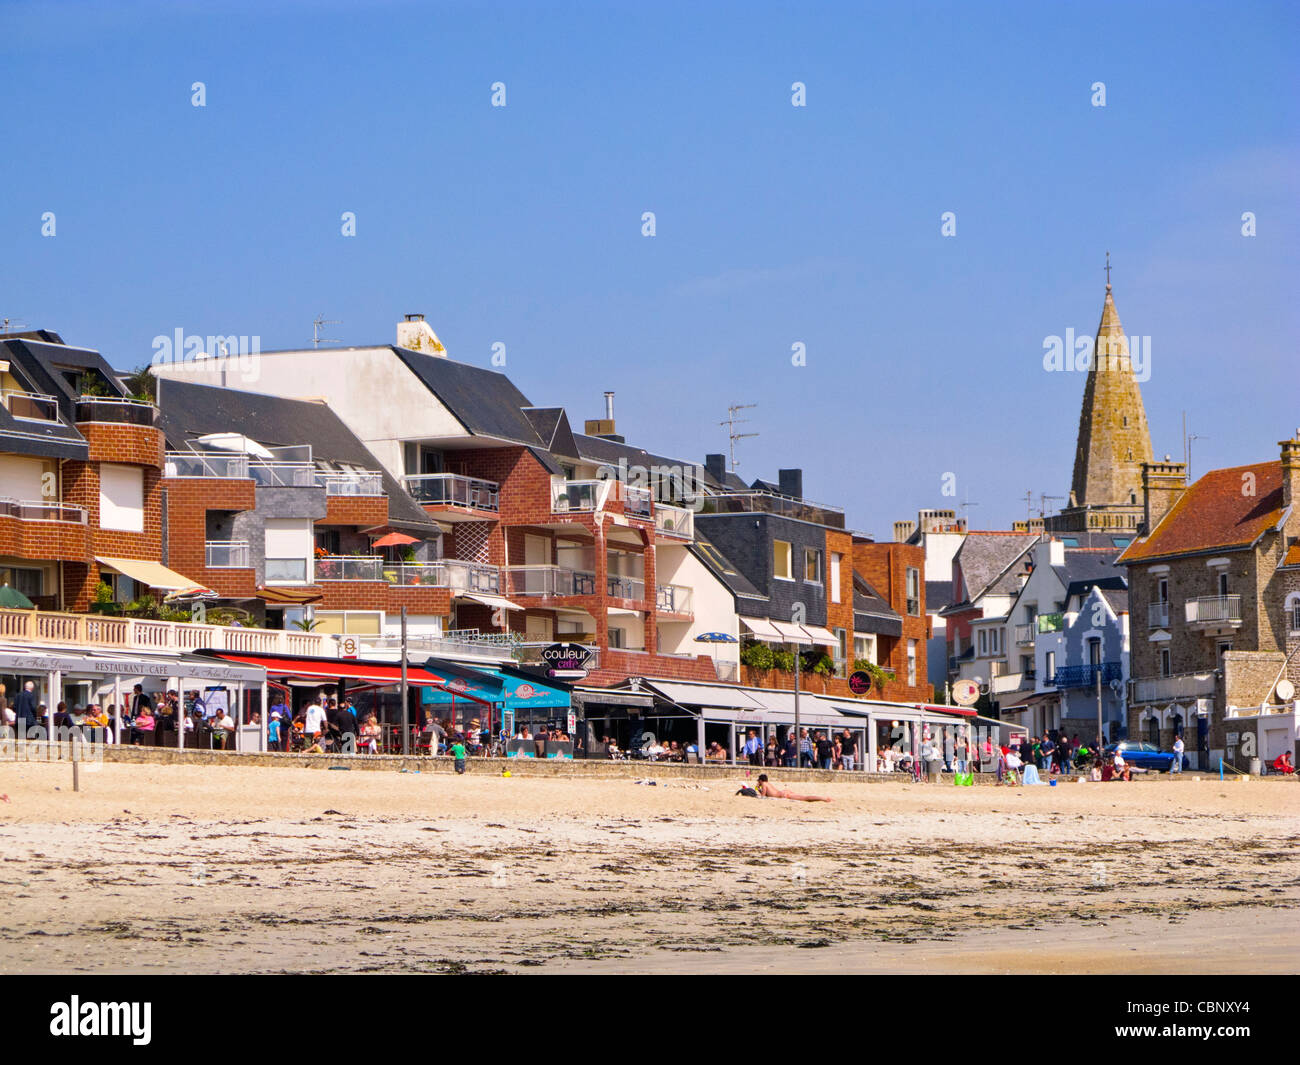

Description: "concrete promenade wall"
87 746 1284 785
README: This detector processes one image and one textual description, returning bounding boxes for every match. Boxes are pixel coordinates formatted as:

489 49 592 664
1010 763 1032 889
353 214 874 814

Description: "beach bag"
736 786 759 797
953 770 974 787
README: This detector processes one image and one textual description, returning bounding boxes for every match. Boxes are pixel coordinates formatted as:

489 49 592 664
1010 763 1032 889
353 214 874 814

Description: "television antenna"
312 315 341 348
720 403 758 472
1 316 29 334
1038 493 1064 518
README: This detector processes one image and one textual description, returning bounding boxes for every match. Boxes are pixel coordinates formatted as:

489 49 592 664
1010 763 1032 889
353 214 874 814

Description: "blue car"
1105 741 1183 773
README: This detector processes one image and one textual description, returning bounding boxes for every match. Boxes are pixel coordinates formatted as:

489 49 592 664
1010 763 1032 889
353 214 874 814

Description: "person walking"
1171 733 1185 774
742 729 763 767
814 731 834 770
799 728 814 768
14 681 39 738
840 729 857 772
1040 733 1056 774
1058 733 1072 774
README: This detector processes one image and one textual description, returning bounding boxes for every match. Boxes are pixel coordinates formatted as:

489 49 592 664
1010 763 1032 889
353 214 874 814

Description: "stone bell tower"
1046 259 1155 535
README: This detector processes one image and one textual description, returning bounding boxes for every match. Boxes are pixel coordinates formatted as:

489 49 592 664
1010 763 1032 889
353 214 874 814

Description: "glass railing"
505 565 598 597
205 540 250 568
265 558 309 583
248 460 316 487
382 560 501 593
656 583 693 614
165 451 250 479
402 473 500 511
701 490 846 529
315 555 384 581
316 471 384 497
622 484 653 518
74 396 158 425
606 574 646 600
1147 603 1170 628
1131 671 1216 704
1 390 59 422
0 497 87 523
552 480 602 513
1015 623 1037 645
654 503 694 539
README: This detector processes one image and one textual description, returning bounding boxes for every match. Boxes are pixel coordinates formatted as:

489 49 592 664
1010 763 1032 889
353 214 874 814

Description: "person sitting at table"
132 708 155 745
360 713 382 754
1112 750 1132 782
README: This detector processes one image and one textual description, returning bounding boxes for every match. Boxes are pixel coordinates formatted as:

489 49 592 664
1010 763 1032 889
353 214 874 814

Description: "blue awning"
490 668 571 711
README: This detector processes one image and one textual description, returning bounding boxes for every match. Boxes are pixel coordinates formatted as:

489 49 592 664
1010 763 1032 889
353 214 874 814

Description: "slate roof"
1050 550 1122 591
852 572 904 636
1098 587 1130 615
392 348 547 448
1118 461 1285 564
925 579 955 613
156 379 435 530
949 532 1038 605
690 532 766 602
0 336 123 460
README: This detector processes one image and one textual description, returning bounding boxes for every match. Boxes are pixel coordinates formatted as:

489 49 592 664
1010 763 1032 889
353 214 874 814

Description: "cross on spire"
1105 250 1112 290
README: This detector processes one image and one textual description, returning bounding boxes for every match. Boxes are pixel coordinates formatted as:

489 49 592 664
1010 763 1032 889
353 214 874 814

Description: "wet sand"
0 760 1295 974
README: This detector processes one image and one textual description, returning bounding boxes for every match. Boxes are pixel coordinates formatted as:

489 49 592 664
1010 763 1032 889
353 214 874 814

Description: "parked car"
1104 741 1184 773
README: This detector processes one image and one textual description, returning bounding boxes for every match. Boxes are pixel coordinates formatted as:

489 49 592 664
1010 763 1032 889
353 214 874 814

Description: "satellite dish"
1277 679 1296 702
1109 677 1123 694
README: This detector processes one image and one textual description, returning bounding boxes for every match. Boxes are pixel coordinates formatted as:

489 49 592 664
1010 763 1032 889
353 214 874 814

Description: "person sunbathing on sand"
755 774 832 802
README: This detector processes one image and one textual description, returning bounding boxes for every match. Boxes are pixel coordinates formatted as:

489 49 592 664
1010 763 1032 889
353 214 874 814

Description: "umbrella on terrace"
0 585 34 609
371 532 419 548
694 631 739 678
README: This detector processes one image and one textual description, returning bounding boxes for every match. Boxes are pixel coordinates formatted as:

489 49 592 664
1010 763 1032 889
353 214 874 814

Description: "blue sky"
3 0 1296 535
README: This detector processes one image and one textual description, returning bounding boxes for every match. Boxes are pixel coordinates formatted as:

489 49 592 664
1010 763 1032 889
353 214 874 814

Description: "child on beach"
451 739 467 774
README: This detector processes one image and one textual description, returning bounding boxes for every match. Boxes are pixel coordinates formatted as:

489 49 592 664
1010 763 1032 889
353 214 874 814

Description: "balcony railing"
248 460 316 488
656 583 693 615
402 473 500 512
165 451 250 479
74 396 158 426
654 502 694 540
1053 661 1123 689
1 389 58 422
0 497 87 523
606 574 646 600
552 480 603 513
316 471 384 497
1148 602 1170 628
702 490 846 529
505 565 598 597
383 560 501 593
622 484 653 519
265 558 309 583
1130 670 1216 704
1185 595 1242 626
205 540 250 568
0 606 339 658
1015 623 1037 645
315 555 384 581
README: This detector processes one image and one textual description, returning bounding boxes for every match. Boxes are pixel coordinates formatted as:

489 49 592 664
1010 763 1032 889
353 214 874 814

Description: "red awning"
204 652 451 688
915 703 978 717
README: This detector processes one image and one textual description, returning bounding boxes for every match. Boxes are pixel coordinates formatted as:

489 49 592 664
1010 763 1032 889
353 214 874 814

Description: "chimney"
396 314 447 357
1047 538 1066 567
1280 429 1300 512
584 393 622 441
704 453 727 486
894 519 917 543
1140 456 1188 535
778 468 803 500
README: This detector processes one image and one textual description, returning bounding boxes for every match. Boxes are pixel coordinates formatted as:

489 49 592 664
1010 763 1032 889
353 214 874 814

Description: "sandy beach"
0 760 1295 974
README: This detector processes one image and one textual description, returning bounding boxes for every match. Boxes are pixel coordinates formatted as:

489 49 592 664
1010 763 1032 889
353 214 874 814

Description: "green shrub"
740 641 774 671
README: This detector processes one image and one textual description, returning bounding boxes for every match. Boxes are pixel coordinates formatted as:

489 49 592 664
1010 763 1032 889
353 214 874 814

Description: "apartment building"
1120 433 1300 769
151 318 718 685
0 333 194 612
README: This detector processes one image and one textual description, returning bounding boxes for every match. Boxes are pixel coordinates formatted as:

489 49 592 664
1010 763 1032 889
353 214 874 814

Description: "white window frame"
830 553 842 603
773 540 793 581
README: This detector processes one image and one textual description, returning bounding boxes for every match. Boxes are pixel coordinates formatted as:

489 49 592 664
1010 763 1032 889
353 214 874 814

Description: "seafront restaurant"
0 647 268 749
190 649 570 752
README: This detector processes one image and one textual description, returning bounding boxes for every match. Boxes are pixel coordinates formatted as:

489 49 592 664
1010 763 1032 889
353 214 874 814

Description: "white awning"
799 624 838 646
455 592 525 612
740 617 782 640
95 556 212 596
769 620 814 645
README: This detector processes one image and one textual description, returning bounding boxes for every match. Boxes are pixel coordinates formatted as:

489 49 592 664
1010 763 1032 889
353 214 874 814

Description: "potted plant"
88 581 123 615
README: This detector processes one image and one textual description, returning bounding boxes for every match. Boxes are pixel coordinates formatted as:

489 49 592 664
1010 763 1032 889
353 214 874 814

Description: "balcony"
1054 661 1123 689
247 460 316 488
74 396 158 426
1 389 58 422
1148 602 1170 628
621 484 653 519
606 574 646 600
205 540 250 568
316 471 384 497
656 583 693 616
383 560 501 594
552 480 603 514
315 555 384 581
702 490 846 530
505 565 598 597
654 502 694 540
0 497 87 523
1185 595 1242 628
165 451 250 479
1130 670 1216 705
1015 623 1037 645
403 473 500 513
